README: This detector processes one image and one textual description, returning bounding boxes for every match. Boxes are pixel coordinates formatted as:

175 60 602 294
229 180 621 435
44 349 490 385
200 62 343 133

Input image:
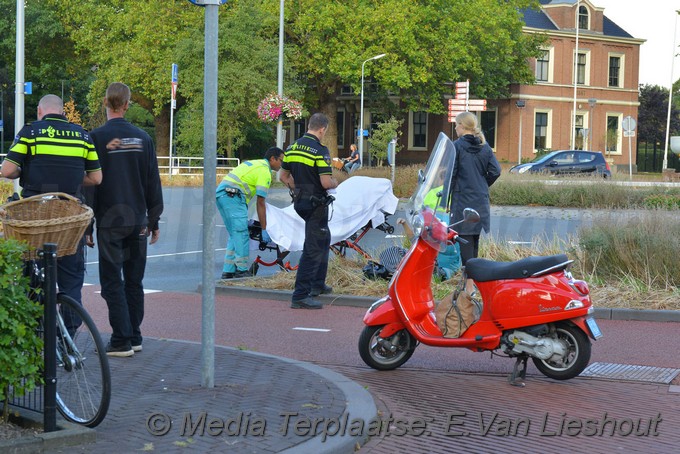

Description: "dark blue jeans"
292 199 330 301
57 236 86 334
97 226 148 348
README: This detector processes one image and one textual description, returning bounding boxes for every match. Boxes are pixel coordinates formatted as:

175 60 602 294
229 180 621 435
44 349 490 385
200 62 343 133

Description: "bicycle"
2 193 111 428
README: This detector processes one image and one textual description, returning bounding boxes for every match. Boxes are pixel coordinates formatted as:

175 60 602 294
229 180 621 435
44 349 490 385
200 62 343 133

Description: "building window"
336 110 345 149
574 114 585 150
578 6 589 30
294 119 306 141
576 52 587 85
410 111 428 149
609 55 623 88
606 114 621 154
480 111 496 149
534 112 549 151
536 50 549 82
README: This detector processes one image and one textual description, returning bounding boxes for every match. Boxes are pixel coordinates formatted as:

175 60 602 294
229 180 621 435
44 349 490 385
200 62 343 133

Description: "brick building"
294 0 642 170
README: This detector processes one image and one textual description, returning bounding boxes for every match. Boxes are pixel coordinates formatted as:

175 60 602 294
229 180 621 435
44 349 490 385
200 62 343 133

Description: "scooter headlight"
410 212 424 239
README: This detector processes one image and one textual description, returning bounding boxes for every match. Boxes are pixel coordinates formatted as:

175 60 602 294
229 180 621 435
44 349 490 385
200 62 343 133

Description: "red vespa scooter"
358 133 602 385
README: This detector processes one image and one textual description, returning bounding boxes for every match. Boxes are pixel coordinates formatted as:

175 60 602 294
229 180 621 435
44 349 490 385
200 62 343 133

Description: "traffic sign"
623 130 635 137
172 63 178 84
622 115 636 132
448 98 487 112
454 80 468 100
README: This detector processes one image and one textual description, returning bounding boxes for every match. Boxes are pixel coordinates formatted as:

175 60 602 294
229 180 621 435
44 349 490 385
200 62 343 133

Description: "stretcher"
246 176 399 275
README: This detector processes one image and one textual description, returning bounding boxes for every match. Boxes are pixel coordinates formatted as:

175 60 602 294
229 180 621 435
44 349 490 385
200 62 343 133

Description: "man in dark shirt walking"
87 82 164 357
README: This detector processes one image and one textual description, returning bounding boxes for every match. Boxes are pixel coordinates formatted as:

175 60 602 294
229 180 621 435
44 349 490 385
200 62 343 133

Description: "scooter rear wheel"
532 322 591 380
358 325 416 371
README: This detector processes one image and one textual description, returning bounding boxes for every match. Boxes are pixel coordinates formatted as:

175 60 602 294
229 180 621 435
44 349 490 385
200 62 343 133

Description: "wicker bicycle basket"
0 192 93 258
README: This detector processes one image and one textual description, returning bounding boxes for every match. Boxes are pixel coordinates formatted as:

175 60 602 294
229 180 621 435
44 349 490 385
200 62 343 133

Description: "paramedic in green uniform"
216 147 284 279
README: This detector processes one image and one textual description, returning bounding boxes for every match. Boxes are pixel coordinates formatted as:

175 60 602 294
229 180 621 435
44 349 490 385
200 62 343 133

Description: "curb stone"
0 408 95 454
214 284 680 322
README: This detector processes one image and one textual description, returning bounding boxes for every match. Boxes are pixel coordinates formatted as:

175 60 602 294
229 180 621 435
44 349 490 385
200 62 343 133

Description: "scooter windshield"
404 132 458 238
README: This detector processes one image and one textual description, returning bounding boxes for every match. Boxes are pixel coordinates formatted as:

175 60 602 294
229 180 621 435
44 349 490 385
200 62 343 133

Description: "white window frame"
605 113 623 155
533 109 552 153
574 50 591 86
578 5 590 31
535 47 554 84
409 111 428 151
608 53 625 88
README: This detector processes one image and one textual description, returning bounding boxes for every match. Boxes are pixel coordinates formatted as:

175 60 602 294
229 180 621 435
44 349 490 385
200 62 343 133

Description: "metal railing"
1 154 240 177
158 156 240 176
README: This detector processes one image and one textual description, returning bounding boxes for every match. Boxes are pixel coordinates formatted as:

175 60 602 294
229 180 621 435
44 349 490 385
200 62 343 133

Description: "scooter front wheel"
358 325 416 371
532 323 591 380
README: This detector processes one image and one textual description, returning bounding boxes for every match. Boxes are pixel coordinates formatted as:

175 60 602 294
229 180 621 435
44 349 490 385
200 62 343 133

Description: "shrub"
0 239 43 423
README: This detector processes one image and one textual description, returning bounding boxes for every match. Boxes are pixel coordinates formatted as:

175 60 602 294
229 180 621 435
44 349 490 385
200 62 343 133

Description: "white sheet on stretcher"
262 176 399 252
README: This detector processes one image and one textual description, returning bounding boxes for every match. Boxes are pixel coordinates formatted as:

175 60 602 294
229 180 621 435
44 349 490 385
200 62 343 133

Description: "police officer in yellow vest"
216 147 284 279
1 94 102 332
279 113 338 309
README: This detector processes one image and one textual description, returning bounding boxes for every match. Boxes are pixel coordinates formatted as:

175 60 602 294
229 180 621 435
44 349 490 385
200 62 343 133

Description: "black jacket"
448 134 501 235
89 118 163 230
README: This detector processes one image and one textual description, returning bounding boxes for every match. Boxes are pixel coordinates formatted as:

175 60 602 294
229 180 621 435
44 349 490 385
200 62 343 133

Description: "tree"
280 0 544 155
44 0 202 157
368 117 403 166
0 0 90 135
174 1 303 159
638 84 680 145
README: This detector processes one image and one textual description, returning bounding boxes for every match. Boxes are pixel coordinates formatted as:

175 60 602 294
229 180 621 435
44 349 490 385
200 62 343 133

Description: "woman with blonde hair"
448 112 501 271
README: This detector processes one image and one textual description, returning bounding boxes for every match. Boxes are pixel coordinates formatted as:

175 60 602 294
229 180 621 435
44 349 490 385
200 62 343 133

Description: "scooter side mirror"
463 208 480 223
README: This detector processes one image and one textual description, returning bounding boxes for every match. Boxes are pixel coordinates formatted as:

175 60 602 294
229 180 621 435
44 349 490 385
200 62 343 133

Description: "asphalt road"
82 186 650 293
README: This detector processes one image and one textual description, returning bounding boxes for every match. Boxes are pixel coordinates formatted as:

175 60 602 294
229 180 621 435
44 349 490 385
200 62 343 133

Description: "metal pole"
14 0 24 195
42 244 58 432
358 53 386 168
571 0 580 150
200 0 221 389
628 134 633 180
663 10 680 171
276 0 284 149
1 88 4 155
518 111 523 165
169 96 175 178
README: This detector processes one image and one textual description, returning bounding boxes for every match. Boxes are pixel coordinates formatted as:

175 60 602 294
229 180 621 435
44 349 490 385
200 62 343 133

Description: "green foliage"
578 212 680 288
490 177 680 209
367 117 403 166
0 240 43 423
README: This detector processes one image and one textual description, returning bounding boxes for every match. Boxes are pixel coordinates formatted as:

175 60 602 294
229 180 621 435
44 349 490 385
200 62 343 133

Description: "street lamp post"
516 100 526 165
588 98 597 150
276 0 284 149
358 53 386 167
663 10 680 171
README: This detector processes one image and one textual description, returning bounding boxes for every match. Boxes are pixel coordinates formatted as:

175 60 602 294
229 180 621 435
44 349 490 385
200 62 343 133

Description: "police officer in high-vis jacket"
216 146 284 279
1 94 102 329
279 113 338 309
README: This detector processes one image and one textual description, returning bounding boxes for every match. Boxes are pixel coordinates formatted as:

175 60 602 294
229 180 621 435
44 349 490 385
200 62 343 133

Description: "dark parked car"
509 150 611 178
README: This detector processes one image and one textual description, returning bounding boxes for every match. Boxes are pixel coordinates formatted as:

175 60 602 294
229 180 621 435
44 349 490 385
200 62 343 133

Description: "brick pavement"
335 366 680 454
43 338 375 454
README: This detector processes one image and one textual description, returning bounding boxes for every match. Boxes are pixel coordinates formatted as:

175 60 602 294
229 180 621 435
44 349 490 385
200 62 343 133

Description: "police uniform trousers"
97 226 148 348
216 187 250 274
57 237 86 335
292 198 331 301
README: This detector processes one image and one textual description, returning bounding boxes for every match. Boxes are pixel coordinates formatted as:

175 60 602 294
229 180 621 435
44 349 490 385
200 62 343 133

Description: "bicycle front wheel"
55 294 111 427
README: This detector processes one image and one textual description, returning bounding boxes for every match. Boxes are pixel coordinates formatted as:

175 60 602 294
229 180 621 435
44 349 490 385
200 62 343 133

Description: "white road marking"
292 327 331 333
86 248 227 265
507 241 534 245
385 234 405 239
94 289 162 295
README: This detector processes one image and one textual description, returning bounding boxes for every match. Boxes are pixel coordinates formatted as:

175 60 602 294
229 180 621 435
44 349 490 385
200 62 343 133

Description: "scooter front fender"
362 296 406 338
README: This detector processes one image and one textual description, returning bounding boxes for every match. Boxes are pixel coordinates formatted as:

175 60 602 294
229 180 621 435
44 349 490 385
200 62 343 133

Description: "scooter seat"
465 254 570 282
